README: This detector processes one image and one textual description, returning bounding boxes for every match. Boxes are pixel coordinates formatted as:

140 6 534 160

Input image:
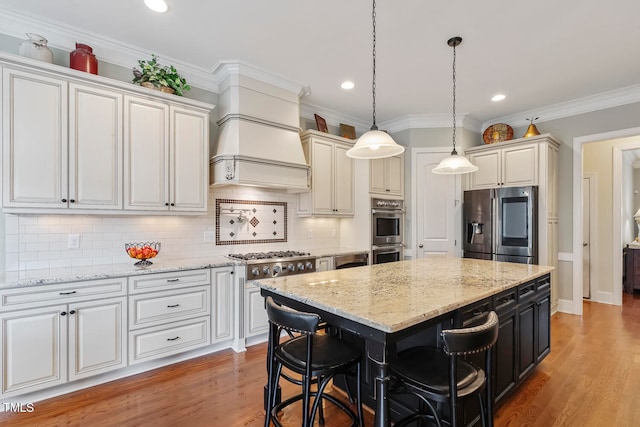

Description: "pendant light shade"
347 129 405 159
346 0 405 160
433 36 478 175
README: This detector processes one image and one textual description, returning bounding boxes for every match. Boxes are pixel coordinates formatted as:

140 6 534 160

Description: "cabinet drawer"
128 269 211 294
129 316 210 364
0 278 127 312
537 275 551 294
458 298 492 327
518 280 537 303
493 288 517 314
129 286 210 329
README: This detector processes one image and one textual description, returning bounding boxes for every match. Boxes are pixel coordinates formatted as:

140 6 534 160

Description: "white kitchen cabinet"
466 142 538 189
370 154 404 197
1 53 212 215
211 266 234 343
68 82 123 209
126 268 212 364
245 281 269 338
2 67 68 208
298 130 354 217
0 278 127 397
0 304 67 396
124 96 208 213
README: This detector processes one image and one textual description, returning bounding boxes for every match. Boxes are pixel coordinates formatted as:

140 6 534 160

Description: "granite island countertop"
253 256 554 333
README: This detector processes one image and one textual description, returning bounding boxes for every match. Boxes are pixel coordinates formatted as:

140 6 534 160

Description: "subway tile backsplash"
4 186 342 271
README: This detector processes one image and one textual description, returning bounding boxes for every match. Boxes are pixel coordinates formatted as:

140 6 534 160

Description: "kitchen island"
254 256 554 427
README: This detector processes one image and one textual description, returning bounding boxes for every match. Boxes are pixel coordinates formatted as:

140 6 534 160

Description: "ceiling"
2 0 640 130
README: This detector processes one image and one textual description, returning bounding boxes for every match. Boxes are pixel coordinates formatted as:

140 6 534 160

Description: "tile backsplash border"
215 198 287 245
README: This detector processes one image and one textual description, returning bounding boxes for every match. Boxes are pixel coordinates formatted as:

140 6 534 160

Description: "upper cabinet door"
69 83 123 209
385 155 404 196
333 144 354 215
310 139 335 215
169 106 208 212
124 95 170 210
501 144 538 187
2 68 68 208
468 149 501 189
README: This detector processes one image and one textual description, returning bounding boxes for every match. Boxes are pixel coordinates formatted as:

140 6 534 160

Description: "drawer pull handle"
167 279 180 282
167 336 180 341
500 297 513 304
167 304 180 308
472 310 484 316
60 291 77 295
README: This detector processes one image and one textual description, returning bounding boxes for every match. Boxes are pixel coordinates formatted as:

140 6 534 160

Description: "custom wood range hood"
210 61 310 192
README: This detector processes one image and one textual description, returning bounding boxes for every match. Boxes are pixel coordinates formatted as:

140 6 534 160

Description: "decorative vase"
18 33 53 63
70 43 98 75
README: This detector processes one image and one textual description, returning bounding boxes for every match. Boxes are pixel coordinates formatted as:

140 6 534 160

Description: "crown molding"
483 84 640 130
0 5 218 92
379 113 482 134
212 60 307 96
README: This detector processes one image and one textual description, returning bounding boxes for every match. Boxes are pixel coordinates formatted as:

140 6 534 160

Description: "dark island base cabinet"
334 273 552 426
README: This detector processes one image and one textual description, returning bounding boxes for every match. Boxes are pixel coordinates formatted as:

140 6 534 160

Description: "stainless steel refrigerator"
463 186 538 264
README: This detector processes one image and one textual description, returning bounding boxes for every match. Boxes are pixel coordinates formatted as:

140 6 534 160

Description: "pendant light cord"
371 0 378 130
451 39 457 154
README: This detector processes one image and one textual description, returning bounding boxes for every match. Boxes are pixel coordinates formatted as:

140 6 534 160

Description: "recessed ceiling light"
491 94 506 102
341 81 355 90
144 0 169 13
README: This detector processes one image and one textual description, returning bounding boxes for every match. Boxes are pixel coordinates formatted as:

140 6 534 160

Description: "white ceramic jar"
18 33 53 63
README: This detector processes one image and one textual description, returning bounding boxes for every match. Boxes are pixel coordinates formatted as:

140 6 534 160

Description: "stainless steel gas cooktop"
228 251 316 279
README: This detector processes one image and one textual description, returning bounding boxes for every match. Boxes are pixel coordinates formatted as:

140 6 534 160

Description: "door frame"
573 126 640 314
582 173 598 299
411 147 463 259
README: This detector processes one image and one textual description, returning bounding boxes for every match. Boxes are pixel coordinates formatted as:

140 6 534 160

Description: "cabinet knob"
165 203 169 206
61 198 67 203
69 310 76 315
418 244 424 248
170 203 175 206
69 199 75 203
60 311 67 316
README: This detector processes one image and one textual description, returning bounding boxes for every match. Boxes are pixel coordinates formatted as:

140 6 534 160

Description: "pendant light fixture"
346 0 405 160
432 37 479 174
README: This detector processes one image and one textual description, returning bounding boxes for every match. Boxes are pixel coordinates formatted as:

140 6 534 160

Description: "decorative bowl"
125 242 160 266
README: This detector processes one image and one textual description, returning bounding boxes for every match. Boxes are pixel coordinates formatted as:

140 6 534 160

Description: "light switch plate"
203 231 215 242
68 234 80 249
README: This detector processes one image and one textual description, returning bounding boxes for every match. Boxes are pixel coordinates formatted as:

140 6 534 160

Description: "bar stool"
390 311 499 427
264 296 364 427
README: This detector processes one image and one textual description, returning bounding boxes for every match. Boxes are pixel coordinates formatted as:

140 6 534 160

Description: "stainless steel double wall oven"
371 198 404 264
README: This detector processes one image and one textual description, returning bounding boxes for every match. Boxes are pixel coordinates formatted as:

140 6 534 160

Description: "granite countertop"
0 256 238 289
253 256 554 333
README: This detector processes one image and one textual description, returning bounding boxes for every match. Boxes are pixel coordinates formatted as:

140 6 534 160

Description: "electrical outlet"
332 229 336 237
307 229 313 238
67 234 80 249
203 231 215 242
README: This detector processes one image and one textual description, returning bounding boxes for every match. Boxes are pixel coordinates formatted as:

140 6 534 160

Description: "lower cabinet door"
518 301 536 380
494 307 517 404
0 305 68 397
212 267 233 343
129 316 210 364
245 283 268 337
68 297 127 381
536 292 551 363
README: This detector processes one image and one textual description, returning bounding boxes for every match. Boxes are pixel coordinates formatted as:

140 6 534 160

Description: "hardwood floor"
1 293 640 426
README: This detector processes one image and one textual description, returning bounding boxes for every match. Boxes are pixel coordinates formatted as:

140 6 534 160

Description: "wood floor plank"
1 294 640 426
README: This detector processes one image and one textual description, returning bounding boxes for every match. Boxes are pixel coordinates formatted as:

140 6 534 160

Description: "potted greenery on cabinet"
132 54 191 96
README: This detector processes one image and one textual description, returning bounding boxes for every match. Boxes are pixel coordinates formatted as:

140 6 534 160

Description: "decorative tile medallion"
216 199 287 245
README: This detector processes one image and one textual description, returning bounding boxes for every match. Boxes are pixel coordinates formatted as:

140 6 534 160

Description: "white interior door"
583 176 591 299
415 151 457 258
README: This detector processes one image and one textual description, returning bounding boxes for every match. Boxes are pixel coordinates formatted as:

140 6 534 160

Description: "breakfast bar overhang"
254 256 554 426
